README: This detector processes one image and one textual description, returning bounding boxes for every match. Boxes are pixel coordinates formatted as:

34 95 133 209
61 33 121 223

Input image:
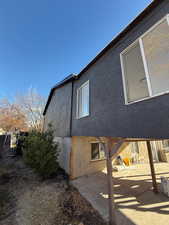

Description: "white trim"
121 15 168 56
120 52 128 105
140 14 168 40
90 140 105 144
76 80 89 119
167 14 169 26
90 142 106 161
120 40 149 104
120 14 169 104
76 87 79 119
139 38 152 96
121 37 140 56
79 80 89 89
126 90 169 105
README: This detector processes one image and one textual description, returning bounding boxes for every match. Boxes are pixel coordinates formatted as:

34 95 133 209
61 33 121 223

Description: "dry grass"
0 152 107 225
16 183 65 225
59 187 107 225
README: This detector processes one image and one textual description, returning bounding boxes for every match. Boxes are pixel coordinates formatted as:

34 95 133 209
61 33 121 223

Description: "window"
162 140 169 148
131 142 139 154
91 142 106 161
122 42 149 102
121 15 169 104
77 81 89 118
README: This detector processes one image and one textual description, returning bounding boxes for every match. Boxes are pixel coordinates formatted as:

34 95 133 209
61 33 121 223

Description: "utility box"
160 177 169 197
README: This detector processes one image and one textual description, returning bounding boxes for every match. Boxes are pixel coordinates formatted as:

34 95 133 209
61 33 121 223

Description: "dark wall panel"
71 0 169 139
44 82 72 137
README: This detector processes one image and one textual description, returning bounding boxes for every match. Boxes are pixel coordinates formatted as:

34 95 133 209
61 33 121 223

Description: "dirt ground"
72 163 169 225
0 147 107 225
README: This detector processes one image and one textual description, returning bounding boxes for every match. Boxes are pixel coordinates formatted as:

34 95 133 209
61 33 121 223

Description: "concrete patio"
72 163 169 225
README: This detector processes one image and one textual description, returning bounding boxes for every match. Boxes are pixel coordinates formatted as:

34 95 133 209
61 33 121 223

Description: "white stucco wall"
54 137 72 174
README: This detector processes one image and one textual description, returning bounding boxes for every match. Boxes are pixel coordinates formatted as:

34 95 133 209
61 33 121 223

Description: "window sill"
90 158 106 162
125 91 169 105
76 114 89 119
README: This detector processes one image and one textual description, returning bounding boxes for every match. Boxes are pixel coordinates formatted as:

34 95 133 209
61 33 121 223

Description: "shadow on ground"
72 164 169 225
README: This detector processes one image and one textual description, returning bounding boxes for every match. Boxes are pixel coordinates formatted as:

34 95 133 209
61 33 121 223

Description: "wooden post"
146 141 158 194
105 138 116 225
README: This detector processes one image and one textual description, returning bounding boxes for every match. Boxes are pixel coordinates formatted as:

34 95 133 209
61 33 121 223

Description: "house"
43 1 169 223
43 0 169 179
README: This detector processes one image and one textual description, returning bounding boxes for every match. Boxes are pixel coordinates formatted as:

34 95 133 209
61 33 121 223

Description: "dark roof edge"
43 74 77 115
43 0 163 116
78 0 163 77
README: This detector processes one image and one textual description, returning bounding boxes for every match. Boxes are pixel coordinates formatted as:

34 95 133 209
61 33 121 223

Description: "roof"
43 74 77 115
43 0 163 116
78 0 163 77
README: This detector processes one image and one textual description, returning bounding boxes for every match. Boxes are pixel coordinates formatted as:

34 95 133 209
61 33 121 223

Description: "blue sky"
0 0 152 100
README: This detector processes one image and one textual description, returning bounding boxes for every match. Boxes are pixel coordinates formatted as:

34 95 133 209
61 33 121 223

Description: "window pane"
142 19 169 95
81 83 89 117
100 143 106 159
91 143 99 160
123 42 149 102
132 142 139 154
77 88 82 117
77 82 89 118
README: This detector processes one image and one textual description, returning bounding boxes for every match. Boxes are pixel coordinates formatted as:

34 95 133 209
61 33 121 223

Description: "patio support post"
146 141 158 194
105 138 116 225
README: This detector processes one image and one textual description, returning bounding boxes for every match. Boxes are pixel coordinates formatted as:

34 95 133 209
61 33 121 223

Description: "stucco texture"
71 0 169 139
70 137 157 179
44 82 72 137
71 137 107 178
54 137 72 174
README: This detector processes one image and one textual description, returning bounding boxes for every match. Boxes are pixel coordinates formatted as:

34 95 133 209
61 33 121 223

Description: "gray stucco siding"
71 0 169 139
44 82 72 137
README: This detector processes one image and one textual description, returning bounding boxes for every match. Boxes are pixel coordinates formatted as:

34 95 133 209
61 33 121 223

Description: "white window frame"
120 14 169 105
90 141 106 162
76 80 89 119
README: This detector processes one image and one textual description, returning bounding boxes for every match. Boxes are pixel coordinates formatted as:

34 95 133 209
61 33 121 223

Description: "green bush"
23 125 60 179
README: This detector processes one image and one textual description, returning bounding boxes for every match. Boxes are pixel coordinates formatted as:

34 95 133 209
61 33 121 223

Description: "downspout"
69 74 78 136
69 80 74 137
69 79 75 179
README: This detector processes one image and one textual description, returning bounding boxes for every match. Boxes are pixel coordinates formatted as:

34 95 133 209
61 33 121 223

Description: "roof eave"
78 0 164 77
43 0 163 116
43 74 77 115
